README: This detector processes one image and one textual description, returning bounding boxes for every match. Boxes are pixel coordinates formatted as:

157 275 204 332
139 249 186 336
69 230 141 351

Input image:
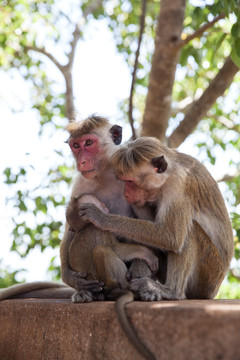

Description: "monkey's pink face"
118 175 151 207
118 163 166 207
69 134 103 179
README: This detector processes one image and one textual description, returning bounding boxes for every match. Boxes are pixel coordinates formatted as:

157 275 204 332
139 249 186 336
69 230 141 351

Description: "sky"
0 7 239 283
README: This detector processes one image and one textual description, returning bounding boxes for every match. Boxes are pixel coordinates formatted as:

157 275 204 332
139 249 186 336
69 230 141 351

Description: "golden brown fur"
66 115 109 138
112 137 173 176
61 120 159 299
78 136 234 300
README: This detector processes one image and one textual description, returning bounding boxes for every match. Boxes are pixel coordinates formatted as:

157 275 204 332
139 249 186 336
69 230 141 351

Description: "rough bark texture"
168 56 239 148
141 0 186 142
1 299 240 360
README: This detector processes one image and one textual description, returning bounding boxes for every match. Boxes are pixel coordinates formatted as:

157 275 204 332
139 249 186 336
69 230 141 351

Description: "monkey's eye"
85 139 93 146
72 143 80 149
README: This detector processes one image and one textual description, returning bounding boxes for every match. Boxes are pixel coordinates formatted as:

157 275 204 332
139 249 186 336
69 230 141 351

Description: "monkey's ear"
151 156 168 174
109 125 122 145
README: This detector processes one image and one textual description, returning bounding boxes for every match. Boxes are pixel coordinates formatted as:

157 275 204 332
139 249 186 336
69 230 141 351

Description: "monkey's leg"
128 251 167 301
93 246 156 360
130 248 192 301
93 244 129 290
69 228 106 304
127 259 162 301
129 261 162 301
113 243 159 274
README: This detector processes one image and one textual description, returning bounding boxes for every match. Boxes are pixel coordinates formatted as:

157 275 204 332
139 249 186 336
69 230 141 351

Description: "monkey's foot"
72 290 105 303
130 277 162 301
72 290 93 303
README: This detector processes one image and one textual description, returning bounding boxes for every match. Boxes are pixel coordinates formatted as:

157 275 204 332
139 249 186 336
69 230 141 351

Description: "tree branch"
214 115 240 133
24 44 75 120
24 45 64 73
68 26 81 68
178 13 225 47
62 0 104 120
82 0 104 18
216 171 240 183
168 56 239 148
128 0 147 140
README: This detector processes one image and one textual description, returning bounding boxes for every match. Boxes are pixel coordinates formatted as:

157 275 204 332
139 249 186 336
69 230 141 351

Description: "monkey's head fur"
112 137 172 176
66 115 109 138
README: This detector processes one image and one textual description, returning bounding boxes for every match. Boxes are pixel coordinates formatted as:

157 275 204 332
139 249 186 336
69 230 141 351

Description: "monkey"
77 136 234 301
0 120 158 360
61 118 159 360
60 116 160 303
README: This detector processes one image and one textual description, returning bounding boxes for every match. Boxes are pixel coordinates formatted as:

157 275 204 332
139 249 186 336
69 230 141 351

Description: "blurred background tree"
0 0 239 297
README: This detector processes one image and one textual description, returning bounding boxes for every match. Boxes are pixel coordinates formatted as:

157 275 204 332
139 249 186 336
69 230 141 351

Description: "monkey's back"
178 151 233 269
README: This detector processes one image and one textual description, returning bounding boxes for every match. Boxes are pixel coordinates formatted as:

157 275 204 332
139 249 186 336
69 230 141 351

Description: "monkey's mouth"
81 169 96 178
132 200 145 207
82 169 95 175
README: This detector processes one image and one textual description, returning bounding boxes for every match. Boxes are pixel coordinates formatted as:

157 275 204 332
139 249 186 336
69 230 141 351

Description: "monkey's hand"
137 247 159 273
67 197 109 232
130 278 163 301
62 269 104 292
78 195 109 214
78 203 107 228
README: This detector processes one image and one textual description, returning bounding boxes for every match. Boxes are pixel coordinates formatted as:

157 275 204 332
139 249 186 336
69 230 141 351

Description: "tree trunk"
141 0 186 142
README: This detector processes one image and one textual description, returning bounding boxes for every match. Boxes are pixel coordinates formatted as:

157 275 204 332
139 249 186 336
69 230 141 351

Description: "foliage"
0 0 239 292
3 164 72 258
216 282 240 300
0 261 25 288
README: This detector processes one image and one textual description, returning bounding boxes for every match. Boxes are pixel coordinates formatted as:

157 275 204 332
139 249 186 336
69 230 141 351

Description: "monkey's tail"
0 281 75 301
115 291 156 360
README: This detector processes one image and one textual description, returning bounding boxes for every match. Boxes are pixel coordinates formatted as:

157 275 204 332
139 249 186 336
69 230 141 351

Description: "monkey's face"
121 178 148 207
69 134 105 179
118 159 168 207
118 171 157 207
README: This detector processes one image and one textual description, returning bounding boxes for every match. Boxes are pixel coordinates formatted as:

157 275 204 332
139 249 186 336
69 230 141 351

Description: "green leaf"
231 43 240 68
231 23 240 38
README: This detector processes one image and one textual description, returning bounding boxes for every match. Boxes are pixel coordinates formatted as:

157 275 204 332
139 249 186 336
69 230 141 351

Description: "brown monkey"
61 118 159 360
78 136 234 301
0 123 158 360
61 116 159 303
0 119 158 304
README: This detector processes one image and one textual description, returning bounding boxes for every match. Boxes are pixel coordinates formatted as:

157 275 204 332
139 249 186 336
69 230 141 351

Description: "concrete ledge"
1 299 240 360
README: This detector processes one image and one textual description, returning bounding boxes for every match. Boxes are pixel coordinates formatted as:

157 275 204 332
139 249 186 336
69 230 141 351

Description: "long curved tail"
0 281 75 300
115 291 156 360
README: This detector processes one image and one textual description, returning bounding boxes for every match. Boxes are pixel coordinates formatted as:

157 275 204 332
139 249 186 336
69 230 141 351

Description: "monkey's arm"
79 202 192 252
60 224 103 292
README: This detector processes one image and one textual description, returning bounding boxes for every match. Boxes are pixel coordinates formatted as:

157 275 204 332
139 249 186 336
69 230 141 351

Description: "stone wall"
1 299 240 360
